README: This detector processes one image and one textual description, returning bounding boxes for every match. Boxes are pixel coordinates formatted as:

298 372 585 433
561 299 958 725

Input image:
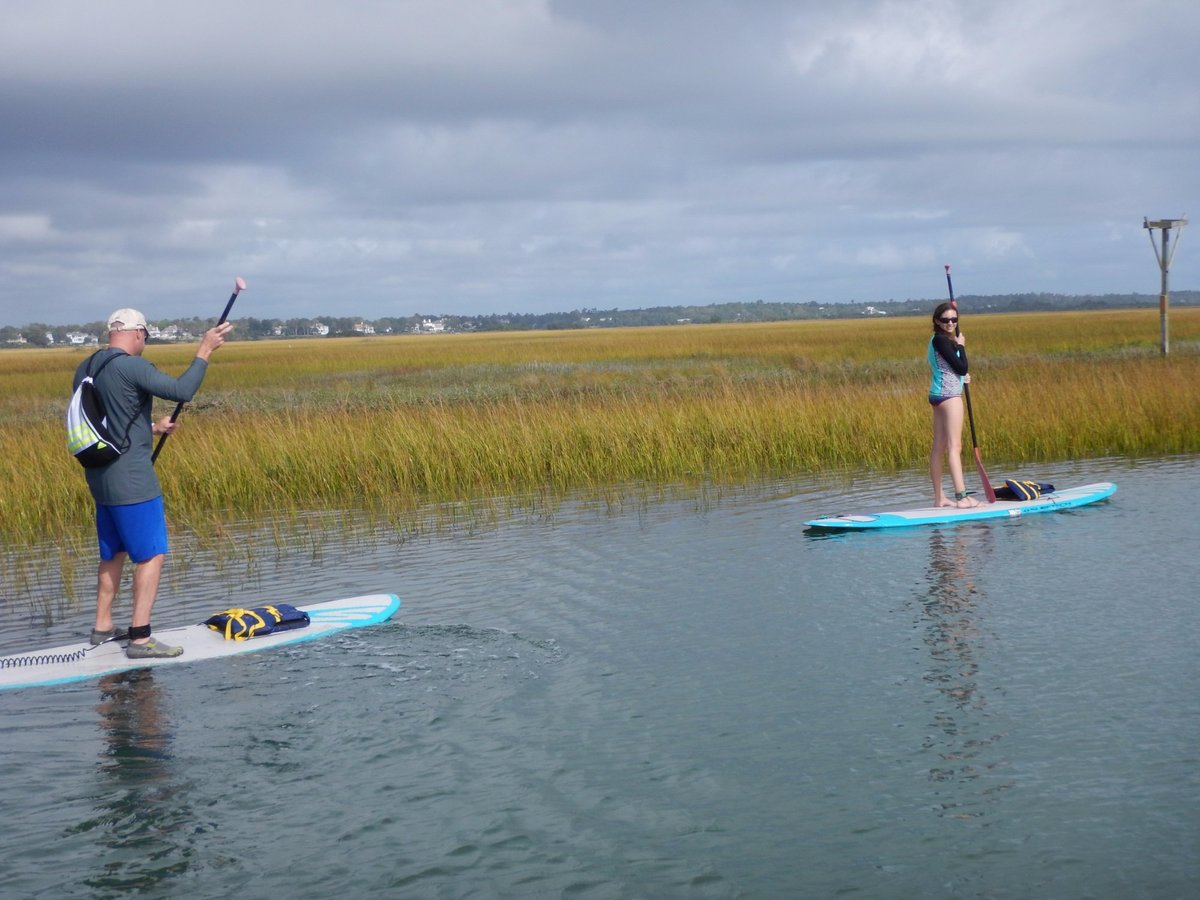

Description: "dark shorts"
96 497 168 563
929 394 961 407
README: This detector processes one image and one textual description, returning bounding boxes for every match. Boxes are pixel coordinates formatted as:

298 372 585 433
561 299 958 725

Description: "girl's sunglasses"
938 316 958 324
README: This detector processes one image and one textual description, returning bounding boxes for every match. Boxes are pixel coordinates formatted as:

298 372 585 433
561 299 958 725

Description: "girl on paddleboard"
927 302 981 509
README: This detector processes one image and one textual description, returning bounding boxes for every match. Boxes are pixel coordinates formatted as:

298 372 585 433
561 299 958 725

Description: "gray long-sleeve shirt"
72 348 210 506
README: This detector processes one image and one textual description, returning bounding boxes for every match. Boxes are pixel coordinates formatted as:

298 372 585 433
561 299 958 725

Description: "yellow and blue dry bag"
996 480 1054 501
205 604 310 640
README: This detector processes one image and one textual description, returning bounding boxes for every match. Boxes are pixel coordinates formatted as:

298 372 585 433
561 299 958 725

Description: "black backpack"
66 351 130 468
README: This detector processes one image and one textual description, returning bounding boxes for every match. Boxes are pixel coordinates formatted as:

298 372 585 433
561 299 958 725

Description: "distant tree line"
2 291 1195 346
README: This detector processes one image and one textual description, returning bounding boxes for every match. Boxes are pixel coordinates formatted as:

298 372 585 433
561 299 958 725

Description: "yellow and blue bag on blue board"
996 480 1054 501
205 604 310 640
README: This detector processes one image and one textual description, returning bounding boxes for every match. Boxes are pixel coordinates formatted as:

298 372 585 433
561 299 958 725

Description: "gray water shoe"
125 638 183 659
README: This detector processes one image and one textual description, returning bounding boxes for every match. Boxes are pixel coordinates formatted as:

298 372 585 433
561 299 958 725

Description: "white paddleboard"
0 593 401 692
804 482 1116 531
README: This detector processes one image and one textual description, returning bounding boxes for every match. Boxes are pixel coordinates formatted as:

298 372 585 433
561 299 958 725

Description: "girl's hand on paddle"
963 374 972 384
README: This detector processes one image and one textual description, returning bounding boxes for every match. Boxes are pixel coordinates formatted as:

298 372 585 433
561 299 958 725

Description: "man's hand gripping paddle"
945 265 997 503
151 277 245 464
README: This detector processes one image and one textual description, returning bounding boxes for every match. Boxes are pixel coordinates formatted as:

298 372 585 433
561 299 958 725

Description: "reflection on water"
919 526 1013 819
96 670 174 779
66 670 204 892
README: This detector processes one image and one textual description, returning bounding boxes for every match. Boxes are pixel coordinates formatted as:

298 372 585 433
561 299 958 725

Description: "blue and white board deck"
0 593 401 692
804 482 1117 531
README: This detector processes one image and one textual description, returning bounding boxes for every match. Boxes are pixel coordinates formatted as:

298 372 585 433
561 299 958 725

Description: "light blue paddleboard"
0 593 401 692
805 482 1116 531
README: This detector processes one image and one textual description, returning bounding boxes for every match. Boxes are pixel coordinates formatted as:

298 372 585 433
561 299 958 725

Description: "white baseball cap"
107 308 148 332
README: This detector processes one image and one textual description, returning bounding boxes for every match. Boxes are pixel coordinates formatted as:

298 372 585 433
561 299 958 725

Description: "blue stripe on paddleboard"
307 596 401 627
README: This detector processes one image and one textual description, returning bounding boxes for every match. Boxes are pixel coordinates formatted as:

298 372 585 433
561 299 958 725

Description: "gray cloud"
1 0 1195 325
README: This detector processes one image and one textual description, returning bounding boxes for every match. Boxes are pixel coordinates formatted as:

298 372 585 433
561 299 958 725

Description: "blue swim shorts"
96 497 169 563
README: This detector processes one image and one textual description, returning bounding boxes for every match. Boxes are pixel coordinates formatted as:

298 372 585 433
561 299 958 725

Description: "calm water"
2 457 1198 899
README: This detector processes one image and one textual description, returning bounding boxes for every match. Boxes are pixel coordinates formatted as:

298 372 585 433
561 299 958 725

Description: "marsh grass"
2 308 1197 547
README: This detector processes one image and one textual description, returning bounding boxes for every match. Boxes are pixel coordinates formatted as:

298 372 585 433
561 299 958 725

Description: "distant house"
310 322 330 336
147 324 192 342
863 306 888 316
414 318 446 334
353 321 376 335
66 331 95 345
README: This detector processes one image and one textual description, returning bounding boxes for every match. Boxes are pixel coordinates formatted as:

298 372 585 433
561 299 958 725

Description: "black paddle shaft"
151 283 242 464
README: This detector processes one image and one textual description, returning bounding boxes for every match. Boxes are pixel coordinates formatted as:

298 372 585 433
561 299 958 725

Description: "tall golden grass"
2 308 1197 547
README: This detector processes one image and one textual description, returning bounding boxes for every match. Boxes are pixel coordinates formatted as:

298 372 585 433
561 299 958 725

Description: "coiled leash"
0 631 127 669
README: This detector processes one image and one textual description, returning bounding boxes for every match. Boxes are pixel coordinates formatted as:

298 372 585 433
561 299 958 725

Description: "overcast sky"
2 0 1196 327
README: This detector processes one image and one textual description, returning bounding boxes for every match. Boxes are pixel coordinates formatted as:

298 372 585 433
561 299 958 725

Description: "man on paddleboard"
928 302 981 509
73 309 232 659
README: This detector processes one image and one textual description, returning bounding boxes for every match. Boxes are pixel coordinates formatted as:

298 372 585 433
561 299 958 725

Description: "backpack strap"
87 348 128 379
